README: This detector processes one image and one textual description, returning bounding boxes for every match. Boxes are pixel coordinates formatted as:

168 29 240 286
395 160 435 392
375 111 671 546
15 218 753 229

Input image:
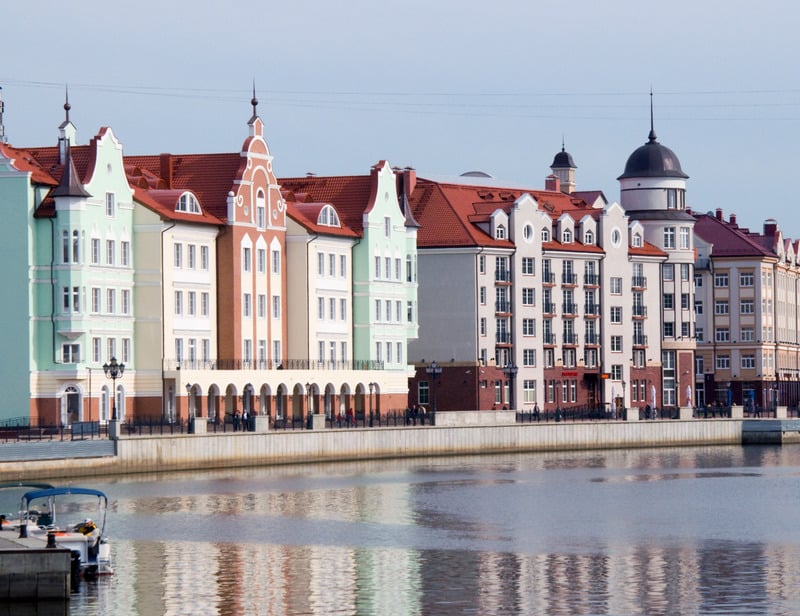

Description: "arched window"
495 225 506 240
562 229 572 244
256 190 266 229
317 205 340 227
541 228 551 242
584 230 594 245
175 192 201 214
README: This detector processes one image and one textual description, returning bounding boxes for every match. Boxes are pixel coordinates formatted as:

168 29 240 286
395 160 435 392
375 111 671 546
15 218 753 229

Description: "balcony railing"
165 358 385 371
562 333 578 345
632 334 648 347
495 332 512 344
562 302 578 315
632 276 647 289
632 305 647 317
495 269 512 283
542 272 556 284
584 274 599 286
543 333 557 345
495 300 512 313
561 273 577 285
584 333 599 345
543 302 556 314
584 303 601 315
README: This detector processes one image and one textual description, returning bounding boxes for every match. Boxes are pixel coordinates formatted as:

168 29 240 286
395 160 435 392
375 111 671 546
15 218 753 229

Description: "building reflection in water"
69 447 800 615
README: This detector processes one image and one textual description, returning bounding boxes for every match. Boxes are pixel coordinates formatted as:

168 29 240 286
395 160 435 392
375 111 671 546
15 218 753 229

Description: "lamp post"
102 357 124 422
368 382 375 427
306 383 312 429
621 380 627 419
502 362 519 410
185 383 194 418
426 361 442 412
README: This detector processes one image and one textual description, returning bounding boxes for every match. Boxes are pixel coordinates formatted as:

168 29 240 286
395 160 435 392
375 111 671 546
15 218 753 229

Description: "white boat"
19 486 113 577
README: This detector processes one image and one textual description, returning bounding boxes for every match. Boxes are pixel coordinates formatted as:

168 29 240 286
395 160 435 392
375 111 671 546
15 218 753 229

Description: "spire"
0 85 6 144
51 141 90 199
648 88 657 143
561 135 565 152
251 80 258 116
64 85 71 124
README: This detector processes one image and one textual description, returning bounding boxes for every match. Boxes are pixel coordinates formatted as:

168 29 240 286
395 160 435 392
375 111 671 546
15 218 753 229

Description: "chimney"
764 218 778 236
715 208 723 221
729 213 737 227
403 167 417 196
160 153 173 189
545 174 560 192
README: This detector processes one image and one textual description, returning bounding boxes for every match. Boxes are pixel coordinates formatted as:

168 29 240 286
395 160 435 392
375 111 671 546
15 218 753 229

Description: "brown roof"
286 201 359 238
693 213 776 258
280 174 375 235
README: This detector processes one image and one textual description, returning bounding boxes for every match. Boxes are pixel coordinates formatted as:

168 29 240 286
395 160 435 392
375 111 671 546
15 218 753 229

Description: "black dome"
618 130 688 180
551 148 576 169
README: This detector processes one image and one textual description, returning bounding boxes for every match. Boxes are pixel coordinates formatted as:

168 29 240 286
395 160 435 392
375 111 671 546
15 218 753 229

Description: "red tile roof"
693 213 776 258
280 175 375 234
0 143 58 186
286 201 359 238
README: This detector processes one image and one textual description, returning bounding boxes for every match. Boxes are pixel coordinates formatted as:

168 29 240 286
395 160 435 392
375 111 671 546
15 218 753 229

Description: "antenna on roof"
0 85 6 144
64 84 71 124
251 80 258 116
648 87 657 143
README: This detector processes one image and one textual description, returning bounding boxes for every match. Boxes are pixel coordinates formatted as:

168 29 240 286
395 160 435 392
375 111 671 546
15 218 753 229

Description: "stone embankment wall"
0 419 742 481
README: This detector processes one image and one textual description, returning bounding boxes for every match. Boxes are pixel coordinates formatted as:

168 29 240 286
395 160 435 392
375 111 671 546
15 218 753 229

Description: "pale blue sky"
3 1 798 236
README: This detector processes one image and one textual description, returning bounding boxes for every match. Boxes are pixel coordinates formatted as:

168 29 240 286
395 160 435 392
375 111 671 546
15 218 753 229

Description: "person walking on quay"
233 411 241 432
533 402 540 422
242 408 249 432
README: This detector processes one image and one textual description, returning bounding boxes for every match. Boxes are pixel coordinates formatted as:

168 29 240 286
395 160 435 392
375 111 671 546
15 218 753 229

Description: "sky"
2 1 799 236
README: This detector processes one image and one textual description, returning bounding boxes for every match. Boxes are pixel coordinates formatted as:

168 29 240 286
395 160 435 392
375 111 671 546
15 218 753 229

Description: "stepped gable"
124 152 243 222
280 174 374 234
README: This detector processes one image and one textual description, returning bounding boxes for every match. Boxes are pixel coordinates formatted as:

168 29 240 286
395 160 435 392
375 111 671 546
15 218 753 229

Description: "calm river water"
53 445 800 615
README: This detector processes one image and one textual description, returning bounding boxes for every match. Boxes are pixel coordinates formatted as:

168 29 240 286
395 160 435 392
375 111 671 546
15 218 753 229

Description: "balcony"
632 334 648 347
562 302 578 315
495 331 512 344
561 273 578 286
584 303 601 316
584 273 599 286
495 269 512 283
543 333 557 346
542 272 556 285
632 305 647 318
562 333 578 345
584 333 599 345
542 302 556 314
632 276 647 289
495 300 512 314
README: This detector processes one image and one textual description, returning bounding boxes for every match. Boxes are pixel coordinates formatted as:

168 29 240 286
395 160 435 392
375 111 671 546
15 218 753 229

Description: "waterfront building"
693 210 800 409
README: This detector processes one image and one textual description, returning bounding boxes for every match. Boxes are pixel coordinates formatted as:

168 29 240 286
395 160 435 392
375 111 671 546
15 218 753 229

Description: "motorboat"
19 486 113 577
0 482 54 530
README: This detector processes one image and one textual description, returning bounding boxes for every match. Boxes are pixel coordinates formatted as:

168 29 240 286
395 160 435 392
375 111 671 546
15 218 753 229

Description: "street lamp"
103 357 124 421
621 380 627 418
185 383 194 418
503 363 519 410
426 361 442 412
369 382 375 427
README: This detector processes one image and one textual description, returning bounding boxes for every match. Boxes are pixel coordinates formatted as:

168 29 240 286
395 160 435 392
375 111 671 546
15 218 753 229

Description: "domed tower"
550 140 576 194
617 94 695 417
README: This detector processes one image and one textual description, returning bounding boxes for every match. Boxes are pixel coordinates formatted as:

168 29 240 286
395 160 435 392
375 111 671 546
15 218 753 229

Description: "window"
664 294 674 310
664 322 674 337
272 295 280 319
106 240 115 266
340 255 347 278
562 229 572 243
330 254 337 277
62 343 80 364
62 231 69 263
201 292 209 317
243 247 251 272
174 291 182 315
407 301 414 323
610 307 622 323
202 339 210 362
385 257 391 280
679 227 690 249
72 286 80 312
585 230 595 245
523 349 536 366
271 250 280 274
91 239 101 264
740 300 754 314
72 230 81 262
201 246 209 270
317 253 325 276
610 278 622 295
716 355 730 370
258 294 266 318
256 200 266 229
174 243 182 268
318 297 325 320
395 258 401 280
741 327 755 342
541 228 550 242
331 298 337 320
121 241 130 267
341 299 347 321
480 287 487 305
681 293 690 310
663 227 675 249
243 293 251 318
107 338 116 361
479 255 486 274
714 273 729 287
695 355 704 375
105 193 115 217
92 337 101 363
742 354 756 369
611 364 622 380
663 264 674 281
611 335 622 352
187 245 195 269
495 225 506 240
384 299 391 322
631 233 641 247
523 380 536 404
740 272 754 287
696 328 704 342
122 338 131 363
715 328 730 342
318 205 340 227
92 288 101 313
523 318 535 336
695 300 703 314
62 287 69 312
682 322 691 337
176 193 201 213
713 300 729 315
385 216 391 238
375 256 381 279
523 224 533 242
522 288 535 306
258 248 266 273
122 289 131 315
522 257 535 275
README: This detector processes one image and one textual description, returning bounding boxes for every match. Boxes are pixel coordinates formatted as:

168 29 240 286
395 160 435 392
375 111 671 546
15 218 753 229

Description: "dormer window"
632 233 643 248
541 228 551 242
317 205 341 227
584 230 594 245
176 192 201 214
495 225 506 240
562 229 572 244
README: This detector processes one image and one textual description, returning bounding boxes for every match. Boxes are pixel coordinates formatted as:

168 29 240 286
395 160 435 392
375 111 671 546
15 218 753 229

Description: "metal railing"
165 358 385 371
0 420 108 443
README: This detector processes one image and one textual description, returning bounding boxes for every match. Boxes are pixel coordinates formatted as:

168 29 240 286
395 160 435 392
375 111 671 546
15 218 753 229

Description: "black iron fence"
0 420 108 443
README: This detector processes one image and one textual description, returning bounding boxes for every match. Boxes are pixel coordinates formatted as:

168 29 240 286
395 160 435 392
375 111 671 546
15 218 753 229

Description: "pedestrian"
533 403 540 422
233 411 241 432
242 409 249 431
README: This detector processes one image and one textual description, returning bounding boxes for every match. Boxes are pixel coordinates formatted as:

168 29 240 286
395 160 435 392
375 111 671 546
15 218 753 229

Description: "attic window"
562 229 573 244
317 204 340 227
541 229 551 242
632 233 642 248
495 225 506 240
584 230 594 245
176 192 201 214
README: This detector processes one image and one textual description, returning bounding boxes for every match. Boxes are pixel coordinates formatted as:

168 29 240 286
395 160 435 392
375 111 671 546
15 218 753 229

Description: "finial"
64 84 71 123
251 80 258 116
648 87 657 143
561 135 565 152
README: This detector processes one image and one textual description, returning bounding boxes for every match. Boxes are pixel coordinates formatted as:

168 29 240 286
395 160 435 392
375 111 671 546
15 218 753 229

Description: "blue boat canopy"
22 487 108 505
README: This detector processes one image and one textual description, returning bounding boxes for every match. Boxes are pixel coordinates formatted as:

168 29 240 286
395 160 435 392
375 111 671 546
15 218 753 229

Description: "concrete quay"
0 413 745 481
0 534 71 601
